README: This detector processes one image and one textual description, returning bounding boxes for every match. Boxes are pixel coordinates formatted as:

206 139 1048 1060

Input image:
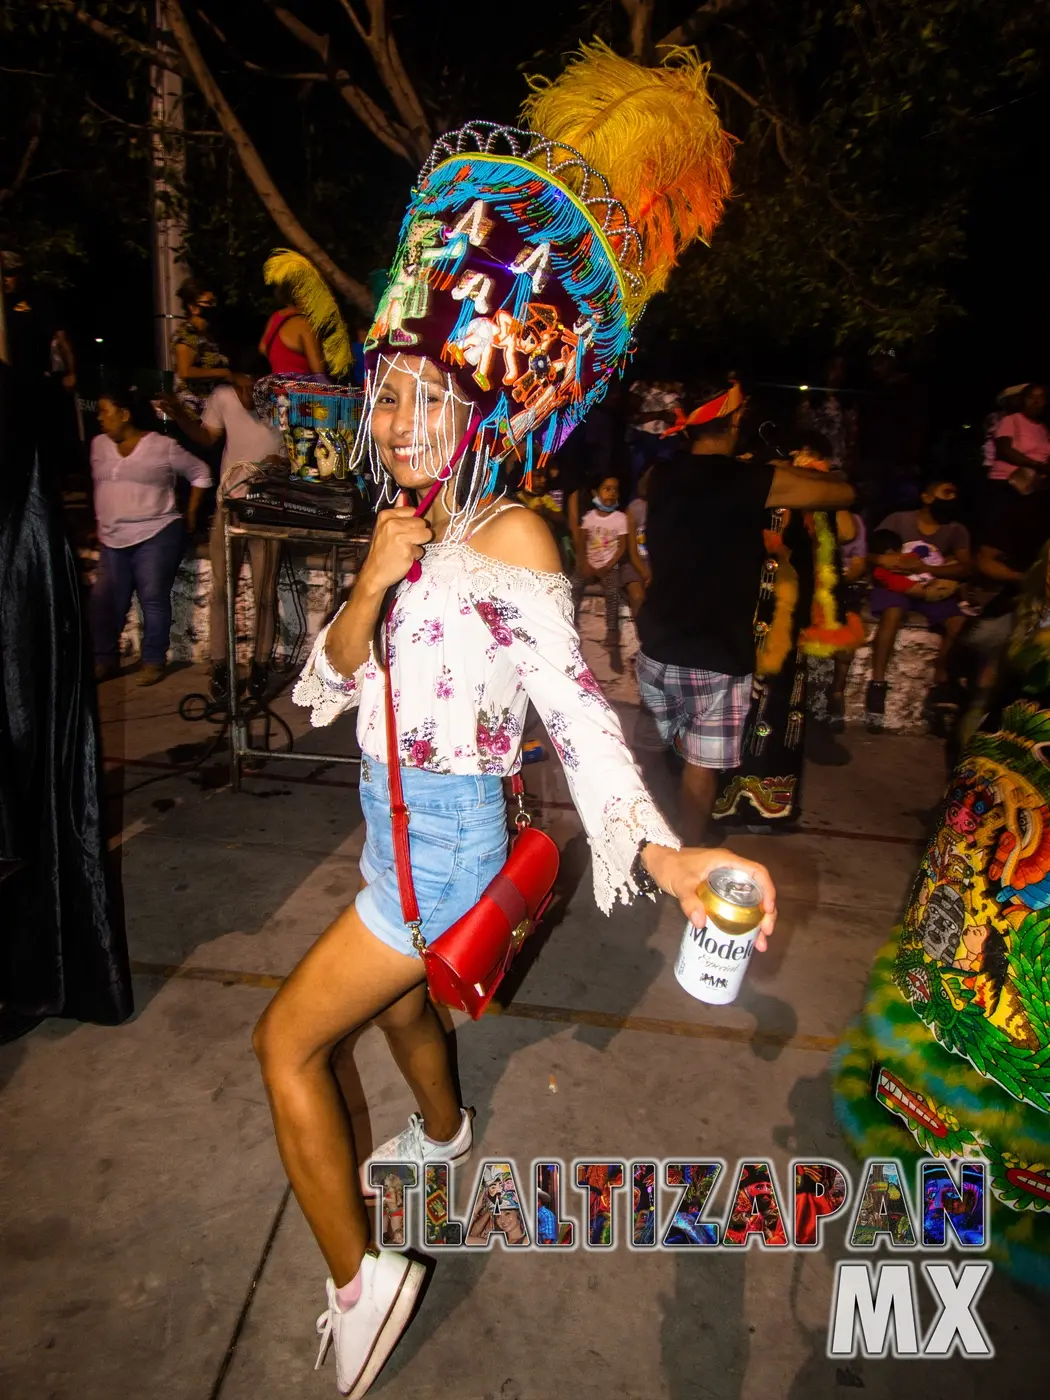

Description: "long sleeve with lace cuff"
478 571 681 913
291 606 368 728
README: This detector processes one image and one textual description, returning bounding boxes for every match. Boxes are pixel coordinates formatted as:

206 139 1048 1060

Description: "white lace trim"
290 543 683 915
290 611 366 728
427 540 573 605
592 793 682 915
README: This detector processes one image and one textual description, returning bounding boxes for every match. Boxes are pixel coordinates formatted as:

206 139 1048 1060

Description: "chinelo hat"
353 41 734 535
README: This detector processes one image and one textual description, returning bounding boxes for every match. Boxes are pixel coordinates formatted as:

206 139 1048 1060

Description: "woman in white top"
161 349 284 699
251 46 771 1393
268 353 776 1374
90 387 211 686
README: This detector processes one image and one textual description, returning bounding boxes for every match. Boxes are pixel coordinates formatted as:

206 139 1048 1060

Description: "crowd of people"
513 371 1050 839
87 270 347 694
131 291 1050 816
9 234 1050 808
4 35 1050 1391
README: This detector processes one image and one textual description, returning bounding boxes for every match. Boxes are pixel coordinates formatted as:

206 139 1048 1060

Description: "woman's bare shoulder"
470 504 564 575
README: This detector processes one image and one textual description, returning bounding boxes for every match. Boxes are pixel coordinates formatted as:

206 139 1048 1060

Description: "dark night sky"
44 0 1050 445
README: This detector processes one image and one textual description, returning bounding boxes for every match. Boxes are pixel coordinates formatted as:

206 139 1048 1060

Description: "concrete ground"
1 609 1043 1400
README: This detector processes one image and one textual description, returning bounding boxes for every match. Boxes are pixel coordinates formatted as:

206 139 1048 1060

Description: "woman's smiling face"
369 355 472 490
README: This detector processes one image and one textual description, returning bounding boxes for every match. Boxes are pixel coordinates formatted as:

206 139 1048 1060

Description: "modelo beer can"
674 867 764 1006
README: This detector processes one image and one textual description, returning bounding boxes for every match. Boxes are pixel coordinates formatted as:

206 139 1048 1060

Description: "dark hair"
177 277 214 312
589 469 620 493
229 346 271 379
271 281 299 311
98 384 160 432
788 429 835 462
920 473 956 496
689 414 738 447
871 528 902 554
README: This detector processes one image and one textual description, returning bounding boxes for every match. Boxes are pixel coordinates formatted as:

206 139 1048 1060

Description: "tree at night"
2 0 1048 360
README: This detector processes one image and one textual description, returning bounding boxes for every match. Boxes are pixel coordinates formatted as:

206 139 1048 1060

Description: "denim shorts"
356 758 509 956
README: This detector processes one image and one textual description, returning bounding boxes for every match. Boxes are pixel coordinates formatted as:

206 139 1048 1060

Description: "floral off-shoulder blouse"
292 535 681 913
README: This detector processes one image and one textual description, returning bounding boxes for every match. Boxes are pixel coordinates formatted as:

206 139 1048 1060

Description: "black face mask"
927 498 957 524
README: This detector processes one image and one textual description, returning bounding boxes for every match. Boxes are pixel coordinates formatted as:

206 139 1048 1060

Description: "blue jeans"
356 758 508 956
91 518 185 668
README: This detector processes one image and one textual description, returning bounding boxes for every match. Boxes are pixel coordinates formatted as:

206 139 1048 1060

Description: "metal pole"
0 250 10 366
150 0 189 374
225 513 244 791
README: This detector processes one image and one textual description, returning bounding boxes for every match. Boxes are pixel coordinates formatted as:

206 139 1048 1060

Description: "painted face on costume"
945 778 995 840
370 354 473 491
921 884 965 963
961 925 989 961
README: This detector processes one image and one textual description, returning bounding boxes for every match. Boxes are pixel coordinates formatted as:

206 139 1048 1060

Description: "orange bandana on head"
661 381 743 438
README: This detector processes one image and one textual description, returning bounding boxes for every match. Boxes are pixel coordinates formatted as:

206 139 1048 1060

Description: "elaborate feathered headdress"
359 41 733 534
263 249 352 378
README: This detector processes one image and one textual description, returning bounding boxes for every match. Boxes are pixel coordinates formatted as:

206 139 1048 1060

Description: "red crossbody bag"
383 629 559 1019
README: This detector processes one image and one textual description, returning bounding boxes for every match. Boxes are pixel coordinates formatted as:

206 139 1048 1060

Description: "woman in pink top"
90 387 211 685
991 383 1049 497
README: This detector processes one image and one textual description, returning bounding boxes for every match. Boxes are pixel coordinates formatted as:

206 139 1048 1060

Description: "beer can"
673 867 764 1006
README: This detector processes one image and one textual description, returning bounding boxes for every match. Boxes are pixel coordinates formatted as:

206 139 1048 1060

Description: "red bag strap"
383 629 422 939
382 618 529 945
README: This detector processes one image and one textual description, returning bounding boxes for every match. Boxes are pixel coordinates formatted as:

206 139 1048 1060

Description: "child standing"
572 474 629 653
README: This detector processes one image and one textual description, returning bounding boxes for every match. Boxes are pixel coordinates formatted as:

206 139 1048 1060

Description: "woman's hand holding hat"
358 500 433 595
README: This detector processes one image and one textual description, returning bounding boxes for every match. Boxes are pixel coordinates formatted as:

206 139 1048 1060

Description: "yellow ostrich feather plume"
521 40 733 314
263 249 351 378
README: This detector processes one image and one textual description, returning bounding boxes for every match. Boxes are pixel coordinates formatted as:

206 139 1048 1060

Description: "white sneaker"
360 1108 474 1196
315 1251 427 1397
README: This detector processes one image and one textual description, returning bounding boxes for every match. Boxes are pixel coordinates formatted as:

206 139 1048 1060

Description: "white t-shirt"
899 538 945 586
581 507 628 569
201 385 282 486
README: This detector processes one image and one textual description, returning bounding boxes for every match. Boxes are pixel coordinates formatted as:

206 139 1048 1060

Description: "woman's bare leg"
252 901 430 1285
340 873 463 1142
373 985 462 1143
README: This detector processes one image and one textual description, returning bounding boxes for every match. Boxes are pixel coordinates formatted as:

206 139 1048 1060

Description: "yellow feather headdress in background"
520 41 734 314
263 249 352 378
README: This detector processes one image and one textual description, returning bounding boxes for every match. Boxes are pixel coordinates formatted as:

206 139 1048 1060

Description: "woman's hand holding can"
642 845 777 950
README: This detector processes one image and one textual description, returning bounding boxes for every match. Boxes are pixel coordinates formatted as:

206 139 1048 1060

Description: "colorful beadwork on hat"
366 137 633 472
357 42 733 535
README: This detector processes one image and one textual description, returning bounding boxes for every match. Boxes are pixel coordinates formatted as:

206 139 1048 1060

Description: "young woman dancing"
252 42 777 1397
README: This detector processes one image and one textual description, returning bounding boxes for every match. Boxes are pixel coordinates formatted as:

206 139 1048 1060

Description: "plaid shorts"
634 651 752 769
